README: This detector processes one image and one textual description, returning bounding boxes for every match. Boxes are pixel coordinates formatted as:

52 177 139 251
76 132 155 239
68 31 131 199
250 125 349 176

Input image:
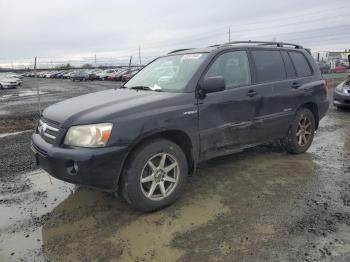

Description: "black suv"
31 41 329 211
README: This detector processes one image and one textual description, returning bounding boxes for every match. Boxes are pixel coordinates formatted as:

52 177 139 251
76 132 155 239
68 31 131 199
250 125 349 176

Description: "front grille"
38 118 60 144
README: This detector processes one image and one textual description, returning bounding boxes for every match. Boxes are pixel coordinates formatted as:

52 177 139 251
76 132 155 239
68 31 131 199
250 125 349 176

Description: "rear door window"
288 51 313 77
251 50 286 83
281 51 296 78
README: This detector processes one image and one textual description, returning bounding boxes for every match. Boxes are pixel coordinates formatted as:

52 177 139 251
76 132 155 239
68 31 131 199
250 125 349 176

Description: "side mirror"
201 76 226 94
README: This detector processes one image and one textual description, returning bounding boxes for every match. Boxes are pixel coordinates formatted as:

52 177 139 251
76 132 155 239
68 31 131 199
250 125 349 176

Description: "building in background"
312 51 350 68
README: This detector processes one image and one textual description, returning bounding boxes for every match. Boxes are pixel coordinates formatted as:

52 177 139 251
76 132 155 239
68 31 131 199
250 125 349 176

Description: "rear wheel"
120 139 188 212
282 108 315 154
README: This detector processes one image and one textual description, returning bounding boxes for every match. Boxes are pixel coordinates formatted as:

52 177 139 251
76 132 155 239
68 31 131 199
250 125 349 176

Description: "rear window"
289 51 313 77
251 50 286 83
281 51 296 78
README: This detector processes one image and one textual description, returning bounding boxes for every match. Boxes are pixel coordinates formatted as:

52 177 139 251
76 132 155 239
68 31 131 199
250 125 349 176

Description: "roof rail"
167 48 194 54
221 41 303 49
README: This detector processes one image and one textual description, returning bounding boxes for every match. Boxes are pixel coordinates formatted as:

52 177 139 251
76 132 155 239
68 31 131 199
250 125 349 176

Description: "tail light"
323 80 328 96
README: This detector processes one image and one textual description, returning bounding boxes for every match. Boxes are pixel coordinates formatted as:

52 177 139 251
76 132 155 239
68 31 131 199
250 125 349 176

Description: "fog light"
66 161 79 176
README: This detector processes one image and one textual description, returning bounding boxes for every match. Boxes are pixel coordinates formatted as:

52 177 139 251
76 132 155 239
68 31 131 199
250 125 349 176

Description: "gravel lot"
1 76 350 261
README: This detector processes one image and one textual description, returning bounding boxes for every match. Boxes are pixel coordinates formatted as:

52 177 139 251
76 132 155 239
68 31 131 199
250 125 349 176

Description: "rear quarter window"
288 51 313 77
281 51 296 78
251 50 286 83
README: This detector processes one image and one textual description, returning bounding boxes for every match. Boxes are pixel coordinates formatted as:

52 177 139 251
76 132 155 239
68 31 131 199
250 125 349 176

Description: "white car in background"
0 72 23 88
0 77 20 89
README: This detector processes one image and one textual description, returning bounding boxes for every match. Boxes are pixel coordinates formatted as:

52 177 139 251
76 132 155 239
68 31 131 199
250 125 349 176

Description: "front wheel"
120 139 188 212
282 108 316 154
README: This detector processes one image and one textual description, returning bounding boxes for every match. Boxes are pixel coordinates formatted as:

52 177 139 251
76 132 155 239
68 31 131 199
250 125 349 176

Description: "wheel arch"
115 129 196 188
298 102 319 130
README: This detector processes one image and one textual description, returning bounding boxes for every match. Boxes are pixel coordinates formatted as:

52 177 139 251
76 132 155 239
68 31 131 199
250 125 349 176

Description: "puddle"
0 90 47 100
18 91 47 97
345 139 350 151
40 185 229 261
0 110 11 116
109 194 229 261
0 170 75 261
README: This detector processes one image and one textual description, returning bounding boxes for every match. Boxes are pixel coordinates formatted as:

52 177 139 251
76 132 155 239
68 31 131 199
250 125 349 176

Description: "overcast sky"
0 0 349 68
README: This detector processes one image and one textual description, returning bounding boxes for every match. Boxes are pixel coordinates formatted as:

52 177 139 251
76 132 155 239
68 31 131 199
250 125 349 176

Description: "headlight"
336 82 345 93
64 123 113 147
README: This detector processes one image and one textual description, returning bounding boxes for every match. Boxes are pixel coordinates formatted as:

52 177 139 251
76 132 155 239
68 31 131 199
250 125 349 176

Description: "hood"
43 88 180 126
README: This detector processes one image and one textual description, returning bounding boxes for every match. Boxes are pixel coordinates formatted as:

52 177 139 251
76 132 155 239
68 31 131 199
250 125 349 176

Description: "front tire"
282 108 315 154
120 139 188 212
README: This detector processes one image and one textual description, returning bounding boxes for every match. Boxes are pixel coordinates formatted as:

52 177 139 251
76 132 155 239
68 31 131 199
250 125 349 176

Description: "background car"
122 69 140 82
331 65 347 73
333 75 350 109
71 70 96 81
71 70 89 81
0 77 20 89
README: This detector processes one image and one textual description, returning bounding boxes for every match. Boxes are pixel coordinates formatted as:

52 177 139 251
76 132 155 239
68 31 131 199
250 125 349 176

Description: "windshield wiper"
130 86 163 92
130 85 152 90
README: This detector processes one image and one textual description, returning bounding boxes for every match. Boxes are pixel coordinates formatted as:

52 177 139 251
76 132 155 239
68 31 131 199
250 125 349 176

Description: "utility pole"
34 57 41 116
138 46 141 65
94 54 97 68
129 56 132 70
228 27 231 42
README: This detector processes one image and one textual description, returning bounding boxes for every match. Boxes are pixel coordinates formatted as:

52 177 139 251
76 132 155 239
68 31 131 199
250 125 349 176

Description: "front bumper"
31 133 129 191
333 90 350 107
2 83 17 89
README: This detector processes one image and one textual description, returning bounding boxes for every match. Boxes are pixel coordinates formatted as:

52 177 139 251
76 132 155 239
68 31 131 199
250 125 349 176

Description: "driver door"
197 50 258 161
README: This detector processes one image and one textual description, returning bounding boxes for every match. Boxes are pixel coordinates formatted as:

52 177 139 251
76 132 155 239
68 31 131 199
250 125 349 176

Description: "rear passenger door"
249 49 292 140
249 49 314 141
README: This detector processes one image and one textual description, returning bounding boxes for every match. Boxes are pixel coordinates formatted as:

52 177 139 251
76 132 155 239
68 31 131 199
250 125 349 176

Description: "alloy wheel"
296 116 312 146
140 153 180 201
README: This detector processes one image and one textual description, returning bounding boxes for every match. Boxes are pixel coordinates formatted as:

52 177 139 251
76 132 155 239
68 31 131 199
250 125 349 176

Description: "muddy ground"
0 77 350 261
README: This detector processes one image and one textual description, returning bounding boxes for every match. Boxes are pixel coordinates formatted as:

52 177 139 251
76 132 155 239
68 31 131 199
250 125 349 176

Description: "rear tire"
120 139 188 212
282 108 315 154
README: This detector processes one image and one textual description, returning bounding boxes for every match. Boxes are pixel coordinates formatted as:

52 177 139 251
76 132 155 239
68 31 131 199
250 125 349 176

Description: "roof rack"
221 41 303 49
167 48 194 54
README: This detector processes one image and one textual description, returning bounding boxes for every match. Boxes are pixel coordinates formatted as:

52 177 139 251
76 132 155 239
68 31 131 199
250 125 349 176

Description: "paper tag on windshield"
151 84 162 91
181 54 202 60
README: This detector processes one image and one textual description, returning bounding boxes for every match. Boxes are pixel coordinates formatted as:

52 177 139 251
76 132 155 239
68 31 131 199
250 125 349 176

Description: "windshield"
124 53 208 92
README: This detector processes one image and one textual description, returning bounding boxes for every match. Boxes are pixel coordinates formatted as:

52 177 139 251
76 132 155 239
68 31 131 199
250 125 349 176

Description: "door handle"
246 90 257 97
291 81 302 89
